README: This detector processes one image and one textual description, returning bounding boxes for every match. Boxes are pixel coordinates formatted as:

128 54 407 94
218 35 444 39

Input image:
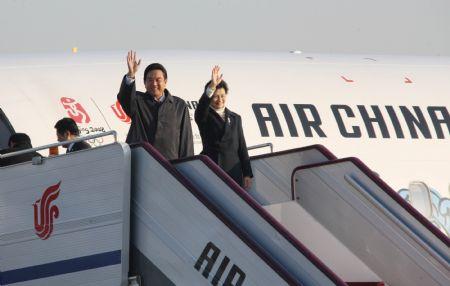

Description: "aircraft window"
0 108 15 150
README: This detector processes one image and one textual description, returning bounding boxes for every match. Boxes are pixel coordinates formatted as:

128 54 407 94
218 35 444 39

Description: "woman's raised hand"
209 65 223 89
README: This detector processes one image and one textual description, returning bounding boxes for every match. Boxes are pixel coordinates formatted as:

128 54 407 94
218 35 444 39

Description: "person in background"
54 117 91 153
0 133 41 167
117 50 193 160
195 66 253 189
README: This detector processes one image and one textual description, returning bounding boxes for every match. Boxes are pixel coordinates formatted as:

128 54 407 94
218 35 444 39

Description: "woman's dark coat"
195 92 253 186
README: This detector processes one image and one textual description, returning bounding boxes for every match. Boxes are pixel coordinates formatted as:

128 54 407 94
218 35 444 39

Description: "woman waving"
195 66 253 189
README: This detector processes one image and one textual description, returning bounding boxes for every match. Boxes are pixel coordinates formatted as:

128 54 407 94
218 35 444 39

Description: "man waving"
117 51 194 159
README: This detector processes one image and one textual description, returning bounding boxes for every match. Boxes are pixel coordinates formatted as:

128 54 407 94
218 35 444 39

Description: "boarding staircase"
248 146 450 286
0 132 131 286
0 133 448 286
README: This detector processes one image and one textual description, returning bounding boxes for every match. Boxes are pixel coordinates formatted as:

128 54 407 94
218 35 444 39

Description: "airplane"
0 50 448 210
0 50 449 285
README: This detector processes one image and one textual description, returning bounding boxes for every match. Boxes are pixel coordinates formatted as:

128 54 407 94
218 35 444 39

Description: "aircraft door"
0 108 15 150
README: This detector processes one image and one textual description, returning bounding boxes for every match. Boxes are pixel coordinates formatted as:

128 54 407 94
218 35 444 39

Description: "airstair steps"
129 143 302 286
2 139 447 286
173 154 348 286
246 145 449 286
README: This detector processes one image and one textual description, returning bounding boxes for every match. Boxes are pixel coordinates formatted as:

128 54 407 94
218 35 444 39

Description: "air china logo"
33 182 61 240
60 97 91 124
111 100 131 124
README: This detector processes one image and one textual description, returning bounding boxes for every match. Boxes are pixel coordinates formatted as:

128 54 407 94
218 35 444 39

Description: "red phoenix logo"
111 100 131 124
60 97 91 124
33 181 61 240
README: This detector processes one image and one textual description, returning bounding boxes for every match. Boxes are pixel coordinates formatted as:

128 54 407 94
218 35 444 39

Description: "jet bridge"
248 145 450 286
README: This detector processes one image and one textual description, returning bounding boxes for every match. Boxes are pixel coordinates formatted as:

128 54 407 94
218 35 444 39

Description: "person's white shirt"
67 142 75 152
206 87 226 120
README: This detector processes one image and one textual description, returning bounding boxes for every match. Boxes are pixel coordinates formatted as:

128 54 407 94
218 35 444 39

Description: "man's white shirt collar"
156 94 166 103
67 142 75 152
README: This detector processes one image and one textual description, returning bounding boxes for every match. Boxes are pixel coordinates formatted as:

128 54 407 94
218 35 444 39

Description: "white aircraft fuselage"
0 50 449 199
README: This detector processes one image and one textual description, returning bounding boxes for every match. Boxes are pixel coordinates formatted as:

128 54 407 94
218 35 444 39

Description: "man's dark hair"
204 80 229 94
144 63 168 81
8 133 32 148
54 117 80 136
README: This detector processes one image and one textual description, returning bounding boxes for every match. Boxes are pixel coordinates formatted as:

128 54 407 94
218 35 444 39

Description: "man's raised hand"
208 65 223 89
127 50 141 78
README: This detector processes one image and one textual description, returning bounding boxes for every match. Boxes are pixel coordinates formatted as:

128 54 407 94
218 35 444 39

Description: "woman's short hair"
204 80 229 94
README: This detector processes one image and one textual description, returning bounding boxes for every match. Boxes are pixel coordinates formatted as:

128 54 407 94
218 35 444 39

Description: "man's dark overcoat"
118 76 194 160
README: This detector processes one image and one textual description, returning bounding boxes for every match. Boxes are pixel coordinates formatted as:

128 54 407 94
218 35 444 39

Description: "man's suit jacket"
67 141 91 153
195 92 253 186
0 145 41 167
117 75 194 160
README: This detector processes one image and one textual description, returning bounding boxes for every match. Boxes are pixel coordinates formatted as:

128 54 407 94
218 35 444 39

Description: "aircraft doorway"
0 108 15 150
